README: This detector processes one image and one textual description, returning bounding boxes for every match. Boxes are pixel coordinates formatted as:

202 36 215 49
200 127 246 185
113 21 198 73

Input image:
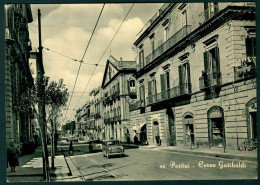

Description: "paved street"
65 148 258 181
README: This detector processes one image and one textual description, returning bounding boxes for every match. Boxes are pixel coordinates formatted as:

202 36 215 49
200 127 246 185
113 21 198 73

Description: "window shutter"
127 80 130 93
214 46 220 73
139 86 142 101
203 51 209 73
148 81 152 96
178 65 184 85
160 74 166 92
186 63 191 92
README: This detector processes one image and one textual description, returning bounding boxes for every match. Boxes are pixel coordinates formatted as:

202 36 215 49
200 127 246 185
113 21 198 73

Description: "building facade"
5 4 36 150
101 56 136 142
129 2 256 149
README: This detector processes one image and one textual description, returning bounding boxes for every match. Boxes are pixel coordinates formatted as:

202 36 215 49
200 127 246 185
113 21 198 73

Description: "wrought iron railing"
199 72 221 90
129 100 141 111
234 59 256 81
145 25 192 65
146 83 192 105
198 5 219 25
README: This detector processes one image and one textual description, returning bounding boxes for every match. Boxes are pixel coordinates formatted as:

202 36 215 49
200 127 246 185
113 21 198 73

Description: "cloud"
28 3 162 121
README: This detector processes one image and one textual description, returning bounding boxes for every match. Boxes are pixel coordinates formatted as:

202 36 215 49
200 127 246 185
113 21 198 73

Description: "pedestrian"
155 134 160 146
69 141 73 154
7 141 20 172
134 135 138 145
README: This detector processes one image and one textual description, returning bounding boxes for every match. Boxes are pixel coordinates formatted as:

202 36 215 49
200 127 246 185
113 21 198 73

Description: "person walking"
7 141 20 172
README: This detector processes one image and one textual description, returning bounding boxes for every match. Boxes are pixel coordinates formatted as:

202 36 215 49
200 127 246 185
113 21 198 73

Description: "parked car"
67 136 79 142
102 140 124 158
88 140 103 152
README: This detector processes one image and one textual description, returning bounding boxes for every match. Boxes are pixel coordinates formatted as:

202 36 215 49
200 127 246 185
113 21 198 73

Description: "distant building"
5 4 35 150
129 2 256 149
101 56 136 142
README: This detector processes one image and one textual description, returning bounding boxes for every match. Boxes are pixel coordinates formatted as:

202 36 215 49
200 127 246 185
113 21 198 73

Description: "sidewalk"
139 145 257 162
7 147 72 182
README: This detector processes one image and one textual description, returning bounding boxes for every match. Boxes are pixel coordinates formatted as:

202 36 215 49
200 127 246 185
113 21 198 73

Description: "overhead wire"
69 3 135 120
43 47 105 66
65 3 106 120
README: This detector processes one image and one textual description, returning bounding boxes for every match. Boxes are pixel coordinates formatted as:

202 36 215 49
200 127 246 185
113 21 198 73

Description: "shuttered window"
203 46 220 74
166 71 170 89
148 81 152 96
160 74 166 92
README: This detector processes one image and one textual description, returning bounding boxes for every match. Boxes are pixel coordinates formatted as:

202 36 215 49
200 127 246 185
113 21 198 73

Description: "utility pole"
37 9 50 181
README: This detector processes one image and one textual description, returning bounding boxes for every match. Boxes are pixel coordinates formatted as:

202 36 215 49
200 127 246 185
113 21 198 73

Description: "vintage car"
67 136 79 142
102 140 124 158
88 140 103 152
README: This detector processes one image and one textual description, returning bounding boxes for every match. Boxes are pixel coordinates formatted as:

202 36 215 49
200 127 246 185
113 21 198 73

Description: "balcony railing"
198 5 219 25
234 59 256 81
129 100 141 111
145 25 192 66
146 83 192 105
199 72 221 90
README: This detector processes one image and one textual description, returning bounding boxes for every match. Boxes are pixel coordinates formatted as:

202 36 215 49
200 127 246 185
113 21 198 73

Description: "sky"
28 3 163 123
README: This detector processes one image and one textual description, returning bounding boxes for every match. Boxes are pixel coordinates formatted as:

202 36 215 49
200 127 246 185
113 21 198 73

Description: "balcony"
234 59 256 81
146 83 192 105
199 72 222 90
113 115 121 122
198 5 219 25
144 25 192 67
129 100 141 111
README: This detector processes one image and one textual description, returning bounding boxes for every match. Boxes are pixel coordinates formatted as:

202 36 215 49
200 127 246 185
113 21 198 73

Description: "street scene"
5 2 257 182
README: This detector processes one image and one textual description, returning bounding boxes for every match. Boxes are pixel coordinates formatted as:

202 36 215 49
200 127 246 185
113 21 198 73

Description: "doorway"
153 121 159 145
167 108 176 146
208 106 225 148
183 114 194 146
140 124 147 144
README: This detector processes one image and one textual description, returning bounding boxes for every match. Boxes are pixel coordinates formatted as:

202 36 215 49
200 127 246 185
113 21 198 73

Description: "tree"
45 79 69 169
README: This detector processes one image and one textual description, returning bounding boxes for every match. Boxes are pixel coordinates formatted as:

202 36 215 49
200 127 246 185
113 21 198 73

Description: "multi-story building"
5 4 35 150
102 56 136 142
129 2 256 149
91 87 104 140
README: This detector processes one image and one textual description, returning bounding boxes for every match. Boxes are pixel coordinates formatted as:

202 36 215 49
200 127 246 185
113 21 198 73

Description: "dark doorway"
168 115 176 146
140 124 147 144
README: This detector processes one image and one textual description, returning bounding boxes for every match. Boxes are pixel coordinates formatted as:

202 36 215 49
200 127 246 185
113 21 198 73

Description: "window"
246 37 256 58
203 47 220 74
139 85 145 106
148 79 157 99
178 62 191 94
164 26 169 42
160 71 170 92
139 49 145 68
182 10 187 27
151 39 155 53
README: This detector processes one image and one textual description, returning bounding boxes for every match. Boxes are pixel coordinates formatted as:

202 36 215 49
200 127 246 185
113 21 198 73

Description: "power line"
65 3 105 119
69 3 135 120
43 47 105 66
